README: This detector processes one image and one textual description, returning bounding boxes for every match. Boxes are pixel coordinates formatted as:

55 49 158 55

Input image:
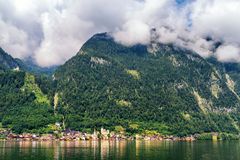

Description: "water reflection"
1 140 240 160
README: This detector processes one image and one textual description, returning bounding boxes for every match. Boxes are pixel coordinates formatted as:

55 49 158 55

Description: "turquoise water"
0 140 240 160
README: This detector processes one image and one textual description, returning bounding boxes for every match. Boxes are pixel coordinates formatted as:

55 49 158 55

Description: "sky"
0 0 240 67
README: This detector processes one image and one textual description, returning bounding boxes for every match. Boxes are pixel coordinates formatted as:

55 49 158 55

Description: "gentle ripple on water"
0 140 240 160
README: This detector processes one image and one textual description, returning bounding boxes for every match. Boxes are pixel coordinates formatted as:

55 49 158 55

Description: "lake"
0 140 239 160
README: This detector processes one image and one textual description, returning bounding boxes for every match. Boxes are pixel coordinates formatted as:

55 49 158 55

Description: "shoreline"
1 129 239 141
1 136 196 142
1 132 197 142
0 138 239 142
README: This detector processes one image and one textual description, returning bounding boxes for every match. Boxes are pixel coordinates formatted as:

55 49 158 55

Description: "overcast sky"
0 0 240 67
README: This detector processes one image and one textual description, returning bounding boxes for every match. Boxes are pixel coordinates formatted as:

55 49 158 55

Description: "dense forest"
0 71 56 133
1 33 240 136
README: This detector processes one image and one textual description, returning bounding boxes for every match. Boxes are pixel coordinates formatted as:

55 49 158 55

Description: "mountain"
53 33 240 136
1 34 240 136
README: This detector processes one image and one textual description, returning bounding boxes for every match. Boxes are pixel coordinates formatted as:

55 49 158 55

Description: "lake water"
0 140 240 160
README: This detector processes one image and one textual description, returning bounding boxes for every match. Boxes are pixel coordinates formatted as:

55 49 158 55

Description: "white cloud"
34 10 95 67
113 20 151 46
113 0 176 45
0 0 135 66
190 0 240 43
157 27 178 44
0 0 240 66
216 45 240 63
0 17 30 58
189 0 240 61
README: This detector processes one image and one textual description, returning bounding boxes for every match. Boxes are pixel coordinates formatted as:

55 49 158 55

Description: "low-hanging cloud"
216 44 240 63
0 0 240 67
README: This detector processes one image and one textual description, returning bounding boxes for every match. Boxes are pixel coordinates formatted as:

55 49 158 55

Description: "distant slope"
0 47 20 71
54 33 240 136
0 47 56 75
16 58 57 76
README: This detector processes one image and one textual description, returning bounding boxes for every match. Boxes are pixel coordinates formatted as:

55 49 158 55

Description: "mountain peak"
77 32 204 63
91 32 113 40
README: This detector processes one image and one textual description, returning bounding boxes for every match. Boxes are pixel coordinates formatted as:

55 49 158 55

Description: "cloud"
0 17 30 58
190 0 240 43
113 0 240 62
216 44 240 63
0 0 134 67
112 0 217 58
0 0 240 66
34 9 95 66
184 0 240 60
113 0 177 45
113 20 151 46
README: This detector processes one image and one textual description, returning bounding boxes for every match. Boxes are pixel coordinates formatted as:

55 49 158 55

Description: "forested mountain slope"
0 48 56 133
54 33 240 136
1 33 240 136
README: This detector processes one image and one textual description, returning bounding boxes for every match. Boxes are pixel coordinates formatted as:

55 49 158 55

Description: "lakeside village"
0 123 233 141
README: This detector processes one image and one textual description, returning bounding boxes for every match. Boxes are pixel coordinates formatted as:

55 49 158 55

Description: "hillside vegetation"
1 33 240 136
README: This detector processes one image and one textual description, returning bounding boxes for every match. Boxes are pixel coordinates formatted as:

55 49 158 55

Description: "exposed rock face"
90 57 111 65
